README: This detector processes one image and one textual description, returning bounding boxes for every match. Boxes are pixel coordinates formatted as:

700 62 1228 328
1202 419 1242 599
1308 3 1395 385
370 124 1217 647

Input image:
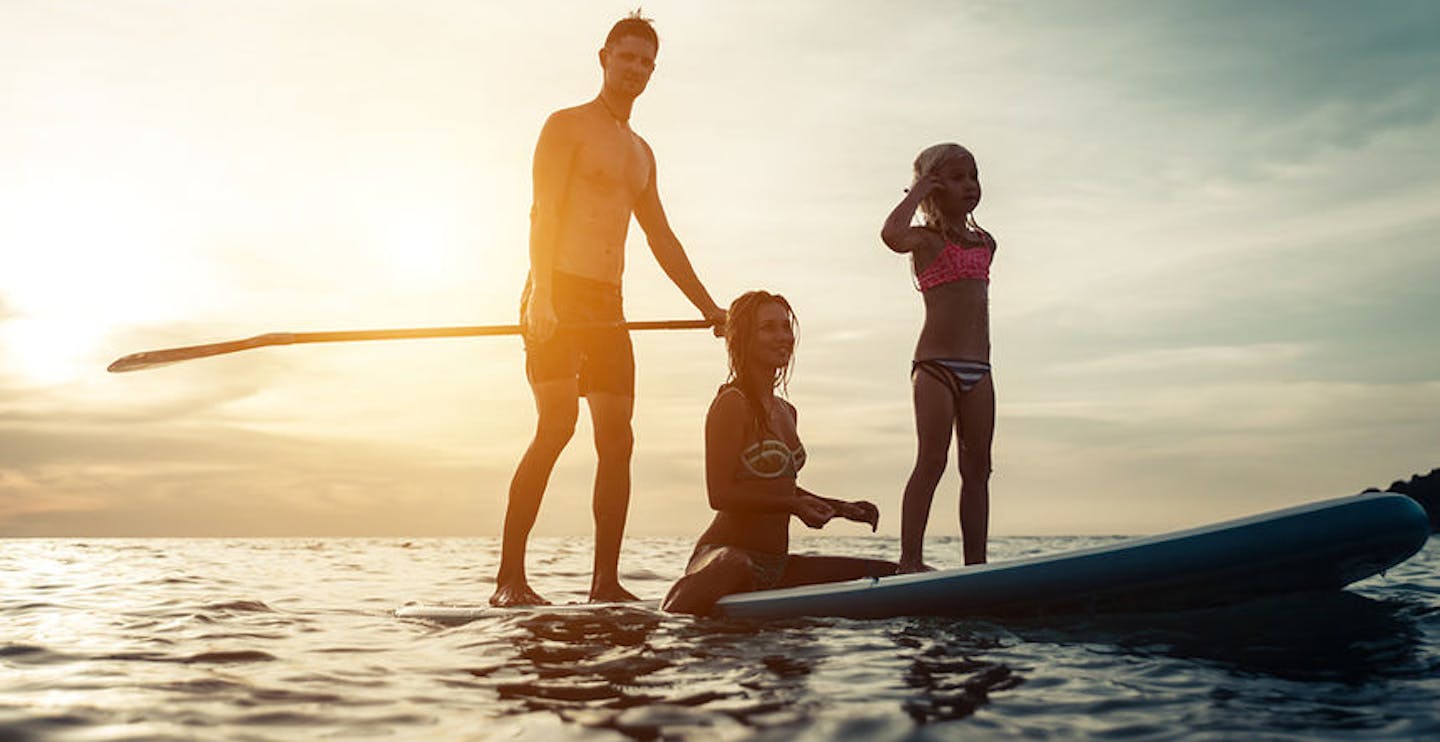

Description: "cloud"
4 1 1437 540
1049 342 1313 377
0 420 509 537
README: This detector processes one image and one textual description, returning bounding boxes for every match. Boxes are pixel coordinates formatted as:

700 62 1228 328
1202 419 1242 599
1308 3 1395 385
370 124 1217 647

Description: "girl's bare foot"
896 560 936 574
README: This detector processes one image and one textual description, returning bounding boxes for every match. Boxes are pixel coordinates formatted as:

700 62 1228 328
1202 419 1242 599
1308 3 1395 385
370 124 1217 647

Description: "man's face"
601 35 657 99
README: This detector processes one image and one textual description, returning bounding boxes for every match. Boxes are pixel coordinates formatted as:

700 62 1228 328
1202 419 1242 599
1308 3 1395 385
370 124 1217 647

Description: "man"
491 14 727 607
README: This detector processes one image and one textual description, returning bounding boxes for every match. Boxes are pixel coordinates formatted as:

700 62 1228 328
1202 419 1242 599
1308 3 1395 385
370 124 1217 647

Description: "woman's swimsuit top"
739 438 807 479
915 232 994 291
719 387 807 479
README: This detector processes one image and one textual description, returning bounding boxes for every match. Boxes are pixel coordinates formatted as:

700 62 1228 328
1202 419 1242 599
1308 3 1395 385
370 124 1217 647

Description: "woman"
662 291 895 615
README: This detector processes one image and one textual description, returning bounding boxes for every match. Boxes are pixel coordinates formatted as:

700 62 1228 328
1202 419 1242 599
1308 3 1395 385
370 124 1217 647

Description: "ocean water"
3 534 1438 741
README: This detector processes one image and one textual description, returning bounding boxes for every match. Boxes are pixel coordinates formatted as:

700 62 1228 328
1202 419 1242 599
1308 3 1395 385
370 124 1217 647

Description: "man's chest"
572 132 650 199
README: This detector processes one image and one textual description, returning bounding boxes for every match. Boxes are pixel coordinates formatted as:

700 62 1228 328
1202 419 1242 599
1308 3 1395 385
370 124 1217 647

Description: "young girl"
881 143 996 571
662 291 893 615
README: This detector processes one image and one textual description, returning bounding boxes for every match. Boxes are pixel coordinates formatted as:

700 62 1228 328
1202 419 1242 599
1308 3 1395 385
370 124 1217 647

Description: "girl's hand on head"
909 172 944 197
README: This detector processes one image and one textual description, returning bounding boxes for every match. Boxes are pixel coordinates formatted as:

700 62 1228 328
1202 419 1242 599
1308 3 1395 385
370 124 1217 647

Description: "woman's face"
749 301 795 372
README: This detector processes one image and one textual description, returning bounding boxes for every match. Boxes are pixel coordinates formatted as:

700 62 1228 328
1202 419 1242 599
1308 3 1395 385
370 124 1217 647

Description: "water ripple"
1 536 1437 739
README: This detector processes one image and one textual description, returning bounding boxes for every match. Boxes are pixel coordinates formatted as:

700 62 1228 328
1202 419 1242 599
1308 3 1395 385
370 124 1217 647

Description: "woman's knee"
713 550 757 589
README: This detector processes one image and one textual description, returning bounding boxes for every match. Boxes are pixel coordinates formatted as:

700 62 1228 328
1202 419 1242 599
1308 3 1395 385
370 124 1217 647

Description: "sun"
0 316 104 386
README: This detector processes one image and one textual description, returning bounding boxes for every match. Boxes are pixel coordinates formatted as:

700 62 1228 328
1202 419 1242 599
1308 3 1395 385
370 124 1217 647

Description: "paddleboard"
715 492 1430 620
395 493 1428 624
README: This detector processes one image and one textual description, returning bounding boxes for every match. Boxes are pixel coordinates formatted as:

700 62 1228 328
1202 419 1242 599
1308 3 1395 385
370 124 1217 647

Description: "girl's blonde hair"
913 142 982 237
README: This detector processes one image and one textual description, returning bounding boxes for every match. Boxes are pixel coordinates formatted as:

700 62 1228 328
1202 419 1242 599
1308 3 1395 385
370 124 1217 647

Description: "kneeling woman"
663 291 896 615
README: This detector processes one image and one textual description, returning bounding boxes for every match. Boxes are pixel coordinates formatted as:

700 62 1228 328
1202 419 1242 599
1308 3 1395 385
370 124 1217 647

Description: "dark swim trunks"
521 271 634 397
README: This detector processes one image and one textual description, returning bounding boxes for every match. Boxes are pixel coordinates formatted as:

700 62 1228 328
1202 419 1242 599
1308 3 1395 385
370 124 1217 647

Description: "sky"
2 0 1437 539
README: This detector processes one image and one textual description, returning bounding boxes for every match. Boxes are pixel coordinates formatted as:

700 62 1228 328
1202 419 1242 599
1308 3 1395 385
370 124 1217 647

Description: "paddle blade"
107 334 294 373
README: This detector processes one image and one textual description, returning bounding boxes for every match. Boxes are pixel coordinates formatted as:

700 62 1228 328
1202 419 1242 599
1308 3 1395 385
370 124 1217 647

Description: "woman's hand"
792 495 835 529
839 500 880 532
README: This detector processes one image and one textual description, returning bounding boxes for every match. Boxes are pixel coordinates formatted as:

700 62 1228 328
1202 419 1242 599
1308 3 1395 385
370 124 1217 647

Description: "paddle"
107 319 716 373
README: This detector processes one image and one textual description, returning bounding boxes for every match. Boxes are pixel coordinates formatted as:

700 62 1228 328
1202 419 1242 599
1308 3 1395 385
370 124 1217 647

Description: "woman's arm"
798 487 880 532
881 172 946 255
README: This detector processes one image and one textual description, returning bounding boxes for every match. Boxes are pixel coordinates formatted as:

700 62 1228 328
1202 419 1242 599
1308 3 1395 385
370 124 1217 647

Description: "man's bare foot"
489 581 549 607
588 582 639 603
896 560 937 574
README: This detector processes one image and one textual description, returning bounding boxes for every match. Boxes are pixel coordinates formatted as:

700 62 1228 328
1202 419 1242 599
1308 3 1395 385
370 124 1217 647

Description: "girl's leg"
661 546 757 616
899 370 957 572
777 554 897 588
956 373 995 565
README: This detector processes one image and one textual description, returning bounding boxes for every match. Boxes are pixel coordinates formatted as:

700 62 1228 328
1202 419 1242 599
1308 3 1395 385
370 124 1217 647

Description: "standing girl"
881 143 996 571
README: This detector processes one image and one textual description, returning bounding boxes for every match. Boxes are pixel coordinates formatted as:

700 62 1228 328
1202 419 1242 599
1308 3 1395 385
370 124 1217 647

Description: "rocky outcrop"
1366 468 1440 533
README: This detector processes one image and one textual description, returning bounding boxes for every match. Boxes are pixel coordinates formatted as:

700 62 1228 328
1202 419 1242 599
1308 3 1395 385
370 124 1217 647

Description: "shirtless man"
491 14 727 607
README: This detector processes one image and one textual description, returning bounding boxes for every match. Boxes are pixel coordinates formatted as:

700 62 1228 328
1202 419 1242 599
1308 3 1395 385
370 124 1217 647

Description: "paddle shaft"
107 319 715 373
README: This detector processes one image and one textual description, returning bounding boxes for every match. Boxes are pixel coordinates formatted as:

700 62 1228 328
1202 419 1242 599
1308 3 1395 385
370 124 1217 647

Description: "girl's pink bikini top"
915 230 995 291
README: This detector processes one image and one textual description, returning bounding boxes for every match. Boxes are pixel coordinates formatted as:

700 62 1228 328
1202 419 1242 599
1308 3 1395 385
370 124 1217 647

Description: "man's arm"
525 112 578 341
632 142 727 331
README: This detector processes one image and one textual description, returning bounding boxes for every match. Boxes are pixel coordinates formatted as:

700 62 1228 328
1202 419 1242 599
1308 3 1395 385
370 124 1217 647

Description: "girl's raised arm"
881 173 945 254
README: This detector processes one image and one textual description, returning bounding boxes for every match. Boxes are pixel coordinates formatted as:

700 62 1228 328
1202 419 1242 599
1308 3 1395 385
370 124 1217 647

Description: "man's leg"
490 378 580 607
585 391 638 602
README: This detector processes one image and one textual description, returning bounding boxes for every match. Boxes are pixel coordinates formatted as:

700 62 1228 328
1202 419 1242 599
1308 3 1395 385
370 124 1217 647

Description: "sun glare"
1 317 103 386
0 173 205 386
366 197 467 285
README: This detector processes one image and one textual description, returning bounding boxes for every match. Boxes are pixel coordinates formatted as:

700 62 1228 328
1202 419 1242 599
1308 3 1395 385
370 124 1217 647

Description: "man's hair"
605 9 658 51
